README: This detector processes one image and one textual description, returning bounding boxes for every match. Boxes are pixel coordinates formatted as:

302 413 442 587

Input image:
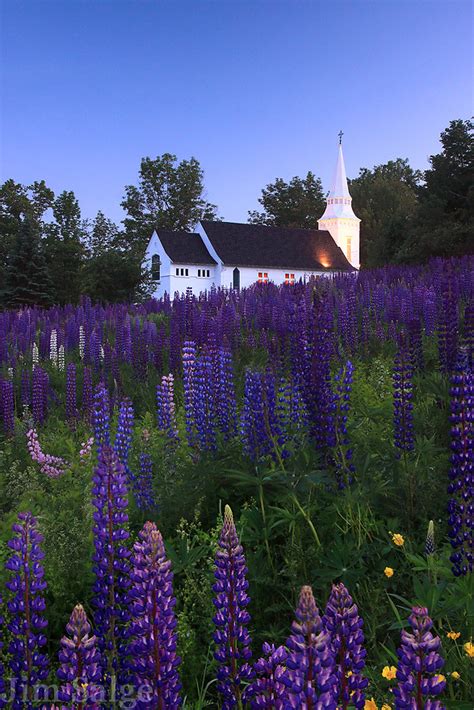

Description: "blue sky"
0 0 472 225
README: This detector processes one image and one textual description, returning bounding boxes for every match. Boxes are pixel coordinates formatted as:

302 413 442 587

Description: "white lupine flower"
50 329 58 366
79 325 85 359
99 345 105 362
32 342 39 367
58 345 65 372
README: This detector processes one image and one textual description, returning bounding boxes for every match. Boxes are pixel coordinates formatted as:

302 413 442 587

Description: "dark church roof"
201 221 355 271
158 230 217 265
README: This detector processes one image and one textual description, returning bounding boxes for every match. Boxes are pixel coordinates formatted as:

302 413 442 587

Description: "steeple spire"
329 142 351 200
317 136 361 269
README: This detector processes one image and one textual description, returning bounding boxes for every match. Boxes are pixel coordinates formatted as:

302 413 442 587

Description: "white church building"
144 140 360 298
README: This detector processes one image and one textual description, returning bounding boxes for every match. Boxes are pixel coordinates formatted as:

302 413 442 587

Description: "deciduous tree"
248 171 326 228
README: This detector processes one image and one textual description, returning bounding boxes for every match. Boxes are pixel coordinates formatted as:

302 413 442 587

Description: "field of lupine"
0 257 473 709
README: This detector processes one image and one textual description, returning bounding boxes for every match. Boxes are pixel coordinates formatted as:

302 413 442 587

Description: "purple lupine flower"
393 606 446 710
286 585 337 710
437 273 459 373
91 446 130 687
447 353 473 576
57 603 103 706
136 452 156 511
156 374 179 440
249 643 290 709
66 362 77 425
408 318 424 371
32 365 48 424
308 295 335 451
0 378 15 435
194 350 217 451
323 583 367 710
213 505 253 708
393 334 415 457
0 594 6 709
20 369 31 409
5 512 49 709
127 521 182 708
114 397 136 489
240 369 284 461
82 366 93 423
213 346 237 440
182 341 197 448
464 301 474 368
92 382 110 455
332 361 356 489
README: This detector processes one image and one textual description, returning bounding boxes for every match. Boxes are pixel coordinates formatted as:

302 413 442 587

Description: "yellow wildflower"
382 665 397 680
381 705 392 710
384 567 394 578
451 671 460 680
391 533 405 546
463 641 474 657
436 674 446 683
364 699 378 710
446 631 460 640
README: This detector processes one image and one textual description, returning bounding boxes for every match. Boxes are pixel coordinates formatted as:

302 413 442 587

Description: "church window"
176 268 179 276
346 237 352 261
198 269 201 277
284 273 295 285
151 254 161 281
185 268 189 276
206 269 210 277
258 272 269 283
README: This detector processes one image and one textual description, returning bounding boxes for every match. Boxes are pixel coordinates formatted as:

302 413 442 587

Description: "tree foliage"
349 159 422 266
2 217 54 307
121 153 219 253
248 171 326 228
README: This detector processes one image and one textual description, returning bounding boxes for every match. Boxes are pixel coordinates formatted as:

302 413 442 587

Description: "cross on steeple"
338 130 344 145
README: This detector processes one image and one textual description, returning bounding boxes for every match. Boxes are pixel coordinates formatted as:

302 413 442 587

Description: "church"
143 140 360 298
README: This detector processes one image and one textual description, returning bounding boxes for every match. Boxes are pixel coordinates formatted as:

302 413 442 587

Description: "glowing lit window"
284 273 295 285
346 237 352 261
257 272 268 284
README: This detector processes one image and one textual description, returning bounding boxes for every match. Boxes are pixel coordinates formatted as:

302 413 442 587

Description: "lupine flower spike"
5 512 50 709
393 606 446 710
127 521 182 708
213 505 253 708
0 595 6 709
249 643 290 709
324 582 368 709
447 353 473 576
425 520 436 557
57 603 102 707
91 446 130 690
286 585 337 709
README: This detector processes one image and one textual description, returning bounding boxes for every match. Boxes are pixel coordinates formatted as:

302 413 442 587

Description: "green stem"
258 481 274 571
292 494 321 547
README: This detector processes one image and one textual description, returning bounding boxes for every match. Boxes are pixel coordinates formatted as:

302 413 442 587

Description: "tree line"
0 118 472 307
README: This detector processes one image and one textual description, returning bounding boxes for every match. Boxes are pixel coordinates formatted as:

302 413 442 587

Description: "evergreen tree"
44 190 86 304
2 217 54 308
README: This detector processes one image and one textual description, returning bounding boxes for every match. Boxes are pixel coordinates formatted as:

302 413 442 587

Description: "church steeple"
318 135 360 269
